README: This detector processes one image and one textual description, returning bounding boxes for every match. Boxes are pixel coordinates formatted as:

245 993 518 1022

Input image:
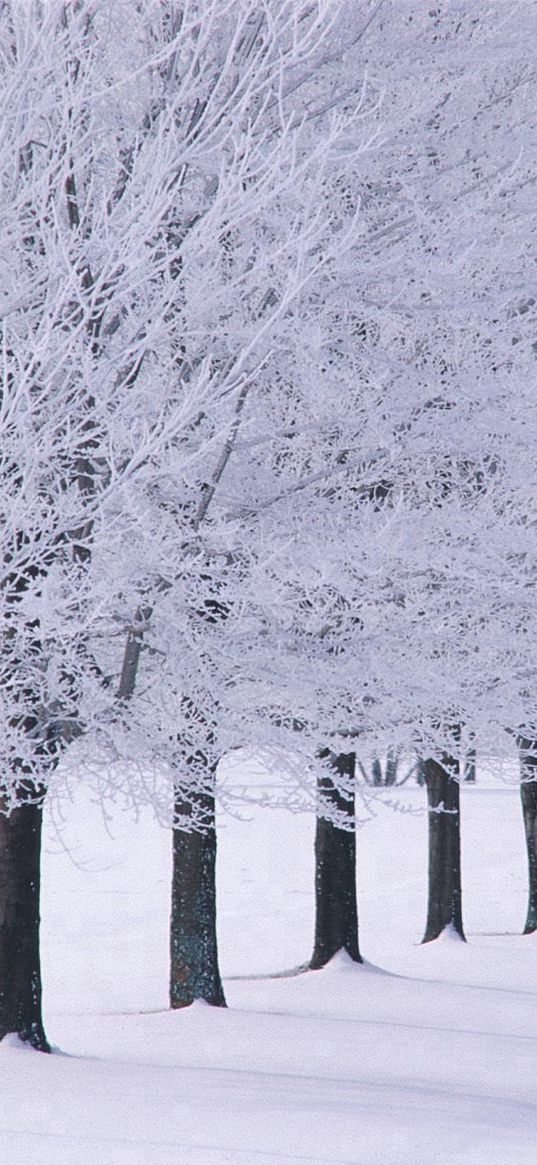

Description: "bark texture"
518 738 537 934
0 798 49 1050
310 751 362 969
422 755 465 943
170 781 225 1008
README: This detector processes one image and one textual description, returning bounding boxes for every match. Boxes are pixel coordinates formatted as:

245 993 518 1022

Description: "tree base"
0 1025 50 1052
170 994 226 1010
421 922 466 945
310 945 363 971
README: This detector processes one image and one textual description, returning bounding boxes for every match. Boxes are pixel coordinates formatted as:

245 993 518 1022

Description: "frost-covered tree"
225 0 537 950
0 0 198 1046
5 0 537 1054
105 0 380 1005
0 0 380 1037
131 0 537 961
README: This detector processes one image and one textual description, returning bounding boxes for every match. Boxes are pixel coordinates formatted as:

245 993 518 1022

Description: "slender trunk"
0 797 49 1050
371 757 382 786
170 777 225 1008
463 747 476 783
518 738 537 934
119 630 227 1008
310 752 362 969
385 747 399 786
422 755 465 943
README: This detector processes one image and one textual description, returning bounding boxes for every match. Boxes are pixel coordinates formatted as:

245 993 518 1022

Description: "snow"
2 773 537 1163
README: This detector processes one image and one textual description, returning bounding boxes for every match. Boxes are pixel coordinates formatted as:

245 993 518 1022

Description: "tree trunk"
422 755 465 943
385 747 399 786
518 738 537 934
0 798 49 1050
463 747 476 783
170 779 225 1008
371 757 382 786
310 752 362 969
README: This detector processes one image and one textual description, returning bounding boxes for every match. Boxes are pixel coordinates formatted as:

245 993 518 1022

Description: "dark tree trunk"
310 752 362 969
385 748 399 786
463 747 476 783
170 778 225 1008
518 738 537 934
0 797 49 1050
371 757 382 786
422 755 465 943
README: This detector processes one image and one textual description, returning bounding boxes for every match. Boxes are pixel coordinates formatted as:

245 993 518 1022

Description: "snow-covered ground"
1 766 537 1164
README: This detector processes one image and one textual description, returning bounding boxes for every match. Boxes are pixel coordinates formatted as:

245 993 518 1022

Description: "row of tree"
1 0 537 1050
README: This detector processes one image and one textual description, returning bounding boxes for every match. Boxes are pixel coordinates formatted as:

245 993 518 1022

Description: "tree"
310 751 362 969
421 753 465 943
1 0 319 1040
107 0 380 1006
518 738 537 935
138 0 537 966
0 0 110 1047
5 0 537 1049
0 0 377 1028
228 0 537 953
